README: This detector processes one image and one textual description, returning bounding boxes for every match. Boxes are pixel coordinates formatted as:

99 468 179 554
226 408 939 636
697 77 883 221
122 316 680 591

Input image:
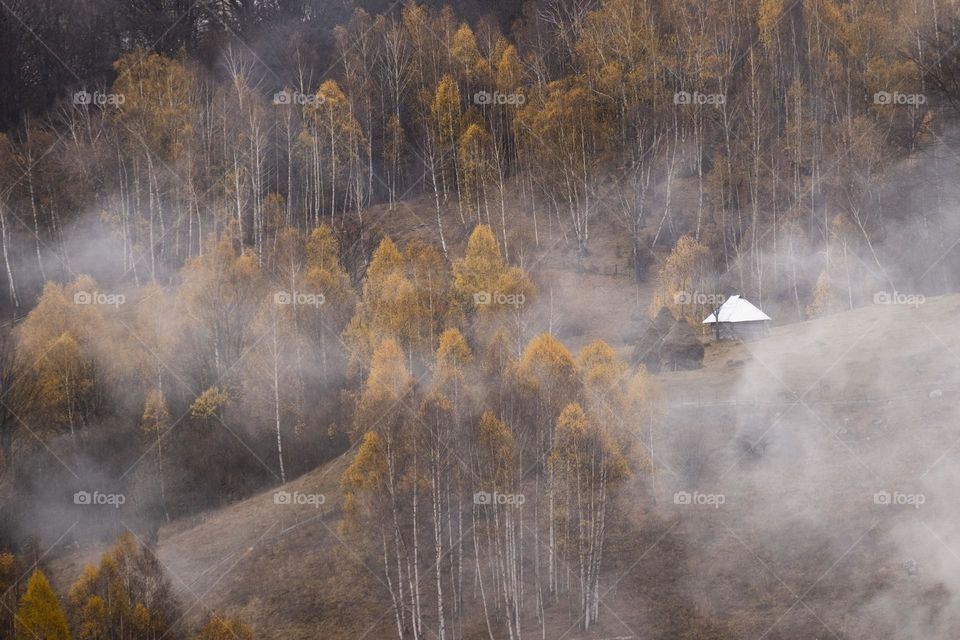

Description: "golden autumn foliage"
479 325 515 381
297 225 358 377
306 225 342 272
141 389 170 435
548 401 628 625
435 328 472 392
578 339 660 470
458 123 492 221
195 613 256 640
340 430 389 534
516 333 580 455
362 338 411 403
191 387 229 419
177 233 265 382
300 79 368 216
112 49 196 161
0 0 947 636
345 236 460 370
15 277 112 435
68 534 179 640
475 410 516 488
451 23 490 84
403 239 463 343
548 401 630 569
495 44 523 93
343 238 406 367
517 334 579 406
807 269 837 319
431 74 462 148
452 224 533 349
0 552 21 634
352 338 412 443
651 234 712 324
16 570 71 640
577 338 630 419
453 224 504 301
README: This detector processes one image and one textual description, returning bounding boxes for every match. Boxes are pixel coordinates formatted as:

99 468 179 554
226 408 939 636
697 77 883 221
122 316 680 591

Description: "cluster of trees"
0 222 531 515
9 535 255 639
4 0 960 634
0 0 535 305
1 0 957 318
0 0 519 131
340 229 660 637
2 222 364 531
1 223 657 637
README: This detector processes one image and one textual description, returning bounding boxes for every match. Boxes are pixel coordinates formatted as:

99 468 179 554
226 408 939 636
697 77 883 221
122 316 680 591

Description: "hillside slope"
47 293 960 639
648 294 960 638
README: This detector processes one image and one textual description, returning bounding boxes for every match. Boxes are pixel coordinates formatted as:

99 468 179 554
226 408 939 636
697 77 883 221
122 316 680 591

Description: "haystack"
630 307 704 372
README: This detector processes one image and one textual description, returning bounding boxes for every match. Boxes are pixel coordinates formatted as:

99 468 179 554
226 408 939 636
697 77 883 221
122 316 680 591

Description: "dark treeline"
1 0 959 319
0 0 525 131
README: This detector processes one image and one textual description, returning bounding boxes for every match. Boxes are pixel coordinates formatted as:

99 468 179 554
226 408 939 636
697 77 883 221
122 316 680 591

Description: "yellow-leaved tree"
195 613 256 640
141 389 172 523
16 570 71 640
177 233 264 388
577 338 659 473
471 410 522 639
450 22 491 86
343 237 407 371
516 333 580 461
301 80 368 222
548 402 628 630
110 49 197 279
343 340 416 637
453 224 504 302
651 234 712 325
17 277 106 437
68 533 179 640
453 224 533 349
403 239 462 354
299 225 357 381
345 236 457 374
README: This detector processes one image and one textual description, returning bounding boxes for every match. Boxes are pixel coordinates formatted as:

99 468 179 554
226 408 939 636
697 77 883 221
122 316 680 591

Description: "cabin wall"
716 321 769 340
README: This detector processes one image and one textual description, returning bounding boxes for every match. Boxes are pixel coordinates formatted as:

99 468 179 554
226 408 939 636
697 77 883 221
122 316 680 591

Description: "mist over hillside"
2 1 960 639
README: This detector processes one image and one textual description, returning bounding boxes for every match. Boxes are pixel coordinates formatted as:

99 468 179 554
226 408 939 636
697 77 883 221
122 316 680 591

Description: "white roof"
702 295 771 324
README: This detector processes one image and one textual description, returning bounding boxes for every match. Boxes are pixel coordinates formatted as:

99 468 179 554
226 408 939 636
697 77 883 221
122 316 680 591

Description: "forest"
2 0 960 638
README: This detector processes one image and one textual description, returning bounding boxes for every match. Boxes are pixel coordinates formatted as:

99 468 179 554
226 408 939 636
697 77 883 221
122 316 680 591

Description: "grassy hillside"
45 286 960 639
